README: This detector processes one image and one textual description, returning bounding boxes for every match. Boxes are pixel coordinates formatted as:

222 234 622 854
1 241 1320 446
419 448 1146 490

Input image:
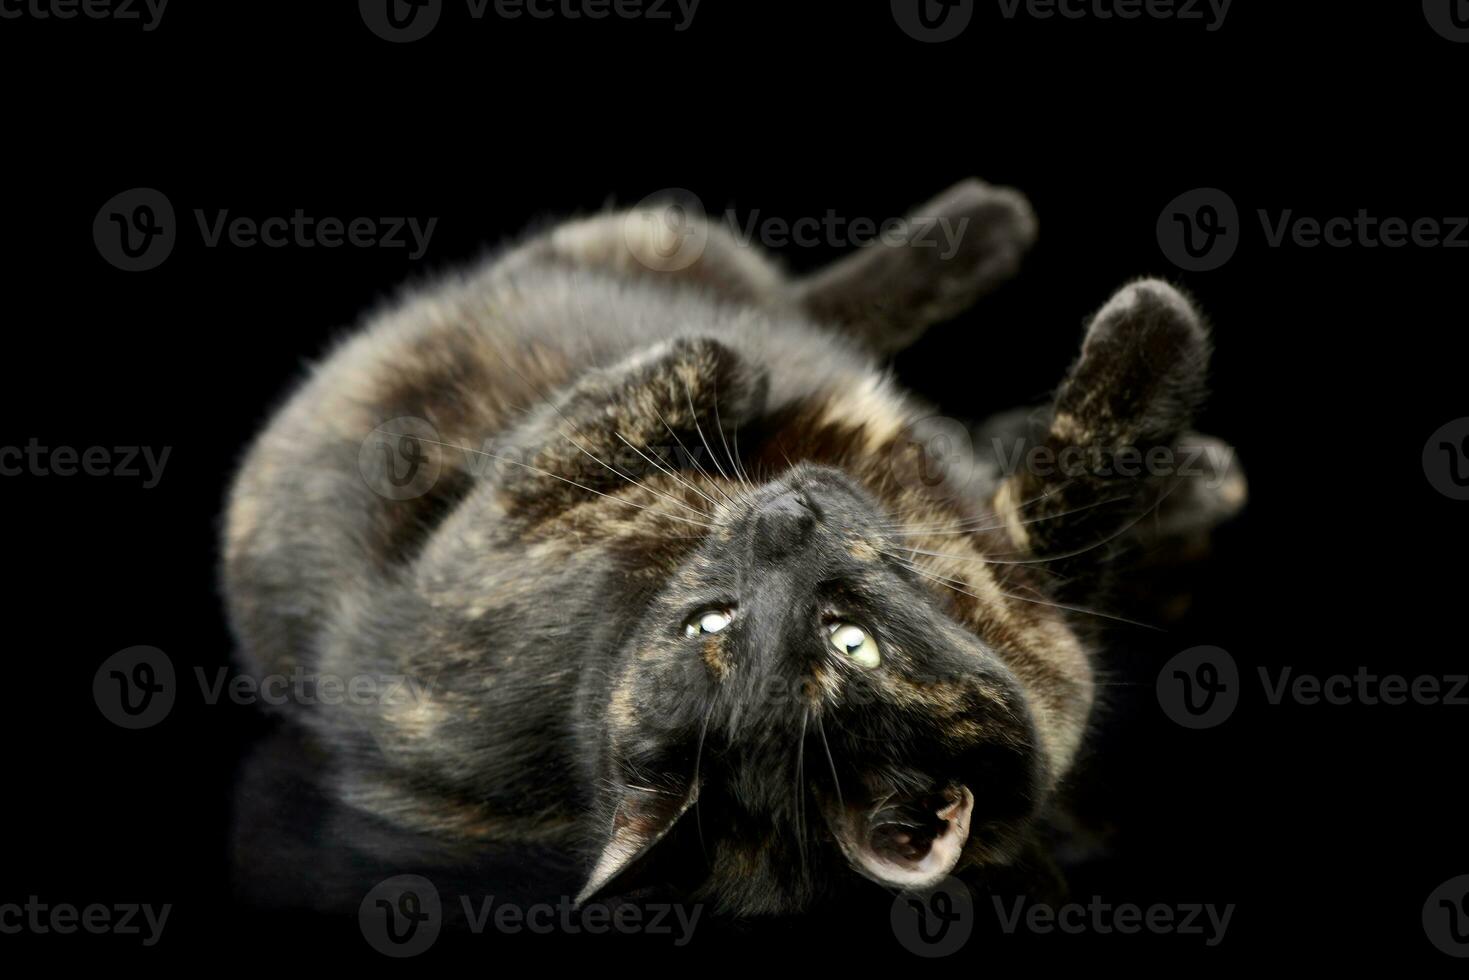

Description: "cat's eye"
685 609 734 637
827 622 880 668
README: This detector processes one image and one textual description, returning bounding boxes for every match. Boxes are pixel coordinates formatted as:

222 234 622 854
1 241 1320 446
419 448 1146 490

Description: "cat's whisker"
876 478 1078 532
711 387 758 501
884 548 1160 630
614 431 724 511
725 401 758 493
894 480 1183 566
552 425 722 522
883 494 1132 539
995 588 1162 631
683 376 752 508
651 403 740 508
794 707 809 872
392 434 725 531
816 715 844 814
693 685 718 867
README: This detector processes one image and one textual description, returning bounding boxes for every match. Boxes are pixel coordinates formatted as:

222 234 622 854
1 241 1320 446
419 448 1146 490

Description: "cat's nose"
753 491 816 561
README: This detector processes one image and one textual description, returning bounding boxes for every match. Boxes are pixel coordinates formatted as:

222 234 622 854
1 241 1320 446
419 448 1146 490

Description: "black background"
2 0 1465 967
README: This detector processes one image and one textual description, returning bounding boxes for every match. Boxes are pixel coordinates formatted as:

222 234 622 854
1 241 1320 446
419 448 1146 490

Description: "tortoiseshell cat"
223 180 1243 915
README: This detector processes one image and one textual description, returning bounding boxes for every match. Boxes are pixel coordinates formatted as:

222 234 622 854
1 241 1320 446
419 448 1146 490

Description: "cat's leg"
792 178 1037 354
488 336 766 521
987 279 1228 592
494 180 1036 355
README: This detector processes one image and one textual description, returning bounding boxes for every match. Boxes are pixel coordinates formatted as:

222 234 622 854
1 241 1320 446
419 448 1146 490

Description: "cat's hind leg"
494 194 789 307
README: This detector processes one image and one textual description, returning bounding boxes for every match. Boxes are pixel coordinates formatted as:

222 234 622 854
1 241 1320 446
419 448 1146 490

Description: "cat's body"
223 181 1242 915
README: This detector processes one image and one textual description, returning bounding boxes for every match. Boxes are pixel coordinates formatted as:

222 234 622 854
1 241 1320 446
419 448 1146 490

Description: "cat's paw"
1060 277 1210 451
918 177 1037 297
796 178 1037 353
989 278 1219 572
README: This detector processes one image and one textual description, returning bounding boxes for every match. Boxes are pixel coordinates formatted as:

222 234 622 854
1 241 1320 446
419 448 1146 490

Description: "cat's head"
577 280 1231 914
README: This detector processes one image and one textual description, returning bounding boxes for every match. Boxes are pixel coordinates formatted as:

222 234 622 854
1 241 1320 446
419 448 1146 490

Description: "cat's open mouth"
824 782 974 890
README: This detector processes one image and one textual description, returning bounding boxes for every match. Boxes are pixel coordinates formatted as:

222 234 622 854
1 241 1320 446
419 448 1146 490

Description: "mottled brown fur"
221 179 1242 915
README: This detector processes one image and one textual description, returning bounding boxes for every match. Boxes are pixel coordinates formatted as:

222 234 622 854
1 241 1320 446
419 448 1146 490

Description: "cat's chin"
824 783 974 891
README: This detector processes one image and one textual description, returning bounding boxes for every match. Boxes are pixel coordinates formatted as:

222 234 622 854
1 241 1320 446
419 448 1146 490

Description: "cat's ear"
574 780 699 907
989 279 1213 579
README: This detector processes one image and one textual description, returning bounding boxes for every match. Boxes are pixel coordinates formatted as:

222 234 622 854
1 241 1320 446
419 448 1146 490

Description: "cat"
221 179 1244 916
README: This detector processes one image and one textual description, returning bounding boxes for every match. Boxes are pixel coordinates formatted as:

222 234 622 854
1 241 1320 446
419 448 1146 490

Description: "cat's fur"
222 180 1243 915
